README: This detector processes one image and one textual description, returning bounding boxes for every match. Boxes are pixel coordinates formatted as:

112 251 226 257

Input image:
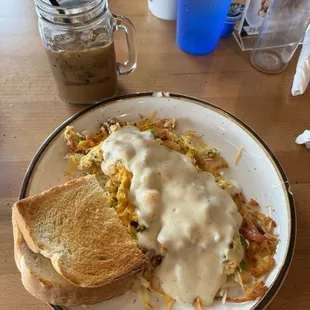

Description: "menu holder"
233 0 270 51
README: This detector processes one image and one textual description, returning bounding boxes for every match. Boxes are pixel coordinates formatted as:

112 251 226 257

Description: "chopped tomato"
249 199 259 207
244 230 267 243
158 129 169 139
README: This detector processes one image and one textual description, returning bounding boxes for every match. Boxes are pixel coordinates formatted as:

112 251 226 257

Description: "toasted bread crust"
13 175 147 288
13 220 132 306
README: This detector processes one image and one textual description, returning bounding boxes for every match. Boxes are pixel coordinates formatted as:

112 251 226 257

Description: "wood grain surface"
1 0 309 309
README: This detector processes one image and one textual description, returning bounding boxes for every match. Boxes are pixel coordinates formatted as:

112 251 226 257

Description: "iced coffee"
46 41 117 104
36 0 137 105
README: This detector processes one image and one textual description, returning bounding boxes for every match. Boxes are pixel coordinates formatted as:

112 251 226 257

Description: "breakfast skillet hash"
63 114 278 309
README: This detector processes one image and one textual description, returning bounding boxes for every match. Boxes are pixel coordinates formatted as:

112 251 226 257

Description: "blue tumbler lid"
227 2 244 18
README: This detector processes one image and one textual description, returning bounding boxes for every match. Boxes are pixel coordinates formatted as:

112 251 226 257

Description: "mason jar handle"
113 14 137 75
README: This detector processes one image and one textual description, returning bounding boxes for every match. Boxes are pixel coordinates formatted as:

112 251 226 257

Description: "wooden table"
1 0 310 309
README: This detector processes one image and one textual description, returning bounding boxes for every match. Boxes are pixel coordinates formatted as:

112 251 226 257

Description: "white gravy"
101 126 243 305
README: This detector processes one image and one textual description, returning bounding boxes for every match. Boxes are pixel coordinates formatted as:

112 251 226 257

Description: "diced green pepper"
137 225 147 232
240 234 249 249
149 129 159 139
239 259 247 271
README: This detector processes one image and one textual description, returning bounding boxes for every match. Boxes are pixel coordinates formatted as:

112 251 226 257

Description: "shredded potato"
64 115 278 308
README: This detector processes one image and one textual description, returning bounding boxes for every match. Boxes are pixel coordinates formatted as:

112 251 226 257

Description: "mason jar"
34 0 137 104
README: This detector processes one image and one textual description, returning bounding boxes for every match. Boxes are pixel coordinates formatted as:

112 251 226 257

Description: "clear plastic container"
250 0 310 74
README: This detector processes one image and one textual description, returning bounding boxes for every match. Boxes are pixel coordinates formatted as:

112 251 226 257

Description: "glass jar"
34 0 137 104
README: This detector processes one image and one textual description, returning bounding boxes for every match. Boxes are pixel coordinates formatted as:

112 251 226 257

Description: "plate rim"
19 92 296 310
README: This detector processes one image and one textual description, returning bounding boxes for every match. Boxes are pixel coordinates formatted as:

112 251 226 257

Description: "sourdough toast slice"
13 219 133 305
13 175 147 288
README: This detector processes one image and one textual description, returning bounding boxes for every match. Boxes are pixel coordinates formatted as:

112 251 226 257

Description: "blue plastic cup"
220 14 242 38
176 0 232 55
220 3 245 38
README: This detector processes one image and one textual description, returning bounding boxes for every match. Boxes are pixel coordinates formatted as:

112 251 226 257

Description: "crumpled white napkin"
291 24 310 96
296 130 310 148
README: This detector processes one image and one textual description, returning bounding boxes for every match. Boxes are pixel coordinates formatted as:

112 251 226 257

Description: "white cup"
148 0 178 20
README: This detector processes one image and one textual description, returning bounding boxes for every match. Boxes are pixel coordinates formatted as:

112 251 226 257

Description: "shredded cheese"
234 146 244 165
221 288 228 304
166 297 175 310
196 297 203 310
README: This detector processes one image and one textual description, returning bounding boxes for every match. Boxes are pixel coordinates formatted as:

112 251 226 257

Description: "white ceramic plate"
20 92 296 310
